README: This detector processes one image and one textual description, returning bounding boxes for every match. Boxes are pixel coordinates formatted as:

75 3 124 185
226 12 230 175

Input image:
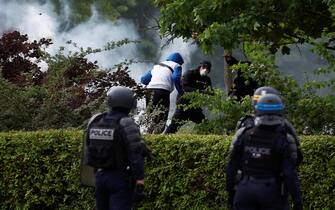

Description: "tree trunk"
223 51 234 93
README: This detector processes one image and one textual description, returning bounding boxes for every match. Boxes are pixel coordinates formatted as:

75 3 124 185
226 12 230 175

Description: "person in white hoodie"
140 52 184 133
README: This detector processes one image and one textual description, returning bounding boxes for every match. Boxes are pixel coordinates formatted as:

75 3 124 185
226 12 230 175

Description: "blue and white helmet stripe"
255 103 284 111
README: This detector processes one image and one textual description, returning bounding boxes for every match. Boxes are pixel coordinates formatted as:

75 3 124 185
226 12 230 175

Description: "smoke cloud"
0 0 152 81
0 0 202 83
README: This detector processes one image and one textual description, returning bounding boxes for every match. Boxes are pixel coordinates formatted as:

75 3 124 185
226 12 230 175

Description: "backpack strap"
159 63 174 73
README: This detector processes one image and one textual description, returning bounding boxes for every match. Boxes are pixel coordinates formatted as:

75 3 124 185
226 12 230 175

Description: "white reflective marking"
89 128 114 140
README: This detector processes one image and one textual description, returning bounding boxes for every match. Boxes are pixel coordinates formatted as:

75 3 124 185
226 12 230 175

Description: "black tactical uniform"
85 86 147 210
226 94 303 210
236 86 303 166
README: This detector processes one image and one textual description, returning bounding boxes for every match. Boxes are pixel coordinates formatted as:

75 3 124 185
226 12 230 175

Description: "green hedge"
0 131 334 209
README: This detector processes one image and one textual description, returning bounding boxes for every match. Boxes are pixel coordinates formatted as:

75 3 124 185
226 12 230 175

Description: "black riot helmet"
252 86 281 106
254 94 285 126
255 94 284 116
107 86 137 110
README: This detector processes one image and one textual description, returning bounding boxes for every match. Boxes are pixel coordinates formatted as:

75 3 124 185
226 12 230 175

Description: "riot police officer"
85 86 147 210
236 86 303 166
226 94 303 210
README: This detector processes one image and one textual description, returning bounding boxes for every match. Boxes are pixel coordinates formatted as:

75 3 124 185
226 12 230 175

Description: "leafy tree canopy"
154 0 335 53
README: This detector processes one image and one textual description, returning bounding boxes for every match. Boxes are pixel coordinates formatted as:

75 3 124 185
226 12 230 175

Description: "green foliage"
154 0 334 53
243 42 335 134
298 135 335 209
0 78 47 130
180 89 253 134
179 46 335 135
0 130 94 209
154 0 335 95
143 134 230 209
0 31 146 131
0 131 334 209
152 0 335 135
289 94 335 135
177 49 333 136
309 37 335 92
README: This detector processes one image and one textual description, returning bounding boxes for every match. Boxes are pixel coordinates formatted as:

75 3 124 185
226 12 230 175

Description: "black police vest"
86 115 128 169
242 126 283 177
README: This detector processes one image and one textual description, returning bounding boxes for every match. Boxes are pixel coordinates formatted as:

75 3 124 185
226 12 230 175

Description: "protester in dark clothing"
140 52 184 134
226 94 303 210
224 54 261 101
230 69 260 101
164 61 212 134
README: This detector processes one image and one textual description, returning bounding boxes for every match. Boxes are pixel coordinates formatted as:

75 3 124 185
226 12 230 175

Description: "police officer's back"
236 86 303 166
226 94 303 210
85 86 147 210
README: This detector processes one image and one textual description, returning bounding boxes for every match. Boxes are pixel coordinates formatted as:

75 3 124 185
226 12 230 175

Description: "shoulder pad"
286 133 298 163
231 127 248 146
284 119 300 145
87 113 105 127
236 115 254 130
119 117 142 145
119 117 141 135
286 133 296 144
119 117 136 127
235 127 248 138
284 119 295 134
229 127 248 153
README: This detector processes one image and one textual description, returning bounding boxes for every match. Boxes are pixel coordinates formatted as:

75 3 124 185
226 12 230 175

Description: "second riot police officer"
236 86 303 166
226 93 303 210
84 86 147 210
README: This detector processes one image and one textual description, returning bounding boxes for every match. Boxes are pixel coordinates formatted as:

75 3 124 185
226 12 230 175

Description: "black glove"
293 203 303 210
134 184 145 203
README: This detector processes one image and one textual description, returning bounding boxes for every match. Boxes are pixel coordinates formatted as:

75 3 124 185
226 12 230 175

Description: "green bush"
180 89 253 134
0 131 334 209
0 130 94 210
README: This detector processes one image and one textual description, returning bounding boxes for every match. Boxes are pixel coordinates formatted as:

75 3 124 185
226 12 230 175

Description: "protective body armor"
242 126 283 177
85 113 128 169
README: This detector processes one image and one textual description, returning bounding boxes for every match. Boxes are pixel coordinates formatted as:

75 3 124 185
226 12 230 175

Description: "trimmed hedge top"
0 131 334 209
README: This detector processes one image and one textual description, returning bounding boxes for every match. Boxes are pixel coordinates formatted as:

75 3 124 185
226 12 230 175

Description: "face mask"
200 68 209 76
